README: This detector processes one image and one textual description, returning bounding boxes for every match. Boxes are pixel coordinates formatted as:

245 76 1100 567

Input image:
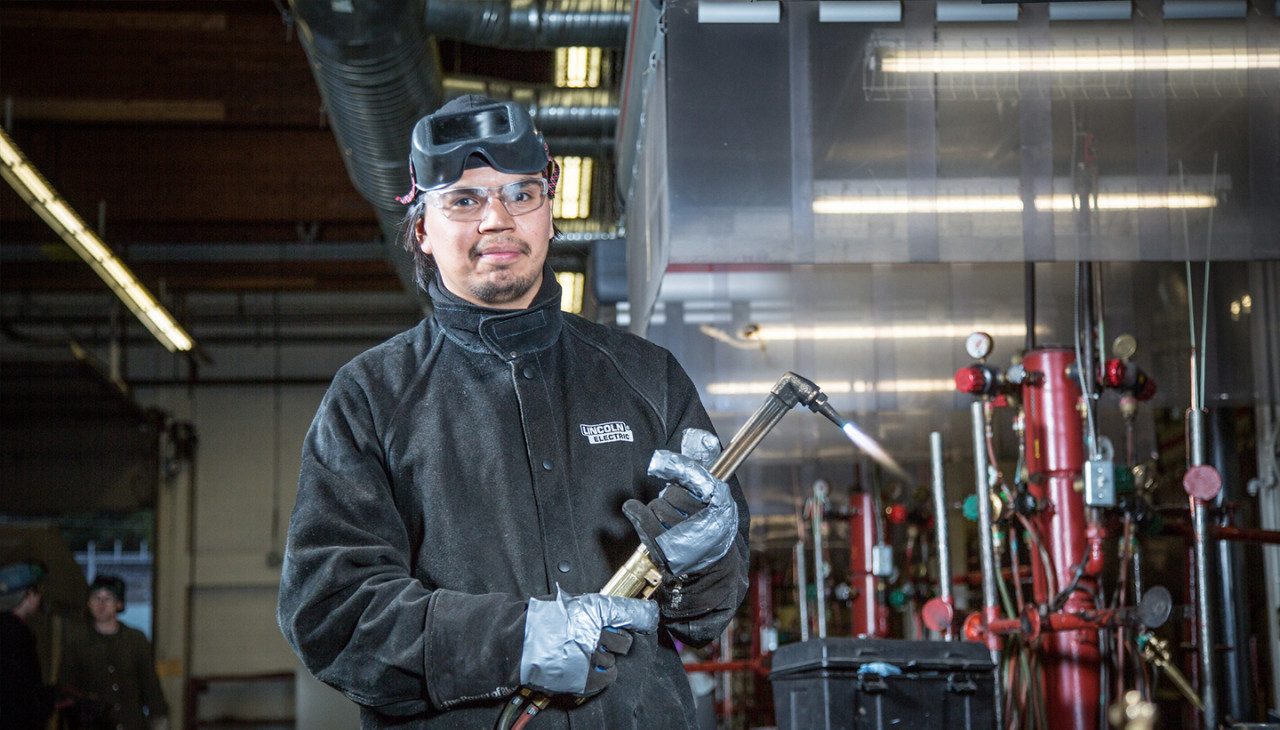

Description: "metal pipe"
970 402 1000 646
930 431 954 639
812 480 828 638
796 540 809 642
1188 355 1218 727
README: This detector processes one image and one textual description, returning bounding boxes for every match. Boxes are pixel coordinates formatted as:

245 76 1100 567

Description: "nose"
477 193 516 230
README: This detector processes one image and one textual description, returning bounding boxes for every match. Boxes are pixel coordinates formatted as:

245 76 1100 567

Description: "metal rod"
971 402 1001 633
812 480 828 638
930 431 954 639
1188 395 1218 728
796 540 809 642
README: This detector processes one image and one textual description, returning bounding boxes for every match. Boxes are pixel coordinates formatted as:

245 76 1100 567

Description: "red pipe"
1022 347 1100 730
848 493 887 637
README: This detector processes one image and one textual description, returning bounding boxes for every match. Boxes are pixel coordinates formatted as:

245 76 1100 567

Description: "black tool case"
768 637 997 730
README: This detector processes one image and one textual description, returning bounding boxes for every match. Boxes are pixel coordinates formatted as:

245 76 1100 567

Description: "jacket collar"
428 265 564 359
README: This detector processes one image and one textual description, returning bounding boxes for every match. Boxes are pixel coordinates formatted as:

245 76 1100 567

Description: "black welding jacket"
277 267 750 729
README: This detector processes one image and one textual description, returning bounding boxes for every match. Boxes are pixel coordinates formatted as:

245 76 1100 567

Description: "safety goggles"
399 101 553 203
423 178 550 221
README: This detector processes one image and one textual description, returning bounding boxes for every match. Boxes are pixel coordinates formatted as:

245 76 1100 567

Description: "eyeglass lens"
433 180 547 221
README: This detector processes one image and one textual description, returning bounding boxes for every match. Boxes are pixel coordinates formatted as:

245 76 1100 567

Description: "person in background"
277 95 750 729
0 561 57 730
58 575 168 730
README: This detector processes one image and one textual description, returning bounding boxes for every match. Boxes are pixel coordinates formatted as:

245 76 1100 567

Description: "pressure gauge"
1112 333 1138 360
965 331 994 360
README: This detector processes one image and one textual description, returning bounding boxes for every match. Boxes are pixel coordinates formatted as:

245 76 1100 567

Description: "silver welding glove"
520 586 658 697
623 428 738 577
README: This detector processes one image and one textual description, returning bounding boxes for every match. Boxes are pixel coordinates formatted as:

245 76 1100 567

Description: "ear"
415 216 432 255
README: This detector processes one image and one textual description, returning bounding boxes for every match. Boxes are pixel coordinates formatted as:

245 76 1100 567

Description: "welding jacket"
277 266 750 730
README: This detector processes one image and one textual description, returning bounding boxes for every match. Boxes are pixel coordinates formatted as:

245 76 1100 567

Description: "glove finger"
597 626 634 655
650 499 697 530
657 486 708 518
649 451 719 502
680 428 722 469
582 652 619 697
598 595 659 634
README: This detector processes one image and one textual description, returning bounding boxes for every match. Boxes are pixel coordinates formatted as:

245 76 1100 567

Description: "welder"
277 95 750 729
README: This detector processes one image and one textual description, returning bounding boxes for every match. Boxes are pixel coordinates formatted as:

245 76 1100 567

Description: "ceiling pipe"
289 0 629 310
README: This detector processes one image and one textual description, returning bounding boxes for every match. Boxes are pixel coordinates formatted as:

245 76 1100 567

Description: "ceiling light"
555 47 602 89
877 47 1280 74
814 191 1218 215
552 156 593 220
0 126 196 353
742 322 1034 341
557 271 585 314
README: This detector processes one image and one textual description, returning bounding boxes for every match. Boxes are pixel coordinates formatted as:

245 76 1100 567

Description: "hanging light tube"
877 46 1280 74
0 126 194 353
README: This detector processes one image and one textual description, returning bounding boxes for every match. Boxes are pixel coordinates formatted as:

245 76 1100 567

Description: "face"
416 165 553 310
88 589 122 622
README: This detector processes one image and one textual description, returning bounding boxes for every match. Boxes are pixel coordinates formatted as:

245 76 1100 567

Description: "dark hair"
90 574 127 605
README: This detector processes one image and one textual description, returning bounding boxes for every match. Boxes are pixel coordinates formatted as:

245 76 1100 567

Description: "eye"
443 192 481 210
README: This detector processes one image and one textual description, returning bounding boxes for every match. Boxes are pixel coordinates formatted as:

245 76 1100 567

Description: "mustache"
469 236 531 259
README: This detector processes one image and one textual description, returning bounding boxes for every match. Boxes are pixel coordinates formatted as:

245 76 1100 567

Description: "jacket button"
522 367 535 379
558 561 572 573
542 460 553 471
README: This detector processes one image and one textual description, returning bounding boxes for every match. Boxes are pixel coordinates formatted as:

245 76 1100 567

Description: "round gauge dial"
1112 333 1138 360
965 331 994 360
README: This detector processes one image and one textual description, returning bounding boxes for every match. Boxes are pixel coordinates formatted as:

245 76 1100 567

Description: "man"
277 95 750 729
0 561 57 730
59 575 169 730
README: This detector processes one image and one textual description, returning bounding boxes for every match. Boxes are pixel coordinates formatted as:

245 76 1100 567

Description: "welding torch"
497 372 860 730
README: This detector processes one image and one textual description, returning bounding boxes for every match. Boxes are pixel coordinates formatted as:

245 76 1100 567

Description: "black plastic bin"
768 638 997 730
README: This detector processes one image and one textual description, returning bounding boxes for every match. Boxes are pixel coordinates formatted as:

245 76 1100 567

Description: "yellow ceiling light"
555 47 603 88
552 156 593 220
878 47 1280 74
0 126 195 353
557 271 585 314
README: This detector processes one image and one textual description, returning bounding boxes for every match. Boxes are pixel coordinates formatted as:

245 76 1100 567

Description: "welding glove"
520 586 658 697
623 428 738 578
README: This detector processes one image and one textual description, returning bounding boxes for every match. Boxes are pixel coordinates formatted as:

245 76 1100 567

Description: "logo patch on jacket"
580 421 634 444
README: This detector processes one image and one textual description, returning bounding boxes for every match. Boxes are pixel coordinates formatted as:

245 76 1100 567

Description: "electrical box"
769 637 997 730
1085 458 1116 507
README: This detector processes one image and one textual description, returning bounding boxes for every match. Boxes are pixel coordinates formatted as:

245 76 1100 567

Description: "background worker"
277 95 750 729
59 575 169 730
0 561 58 730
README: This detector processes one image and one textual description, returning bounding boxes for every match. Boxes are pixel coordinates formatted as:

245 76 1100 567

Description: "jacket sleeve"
276 372 526 715
653 355 751 648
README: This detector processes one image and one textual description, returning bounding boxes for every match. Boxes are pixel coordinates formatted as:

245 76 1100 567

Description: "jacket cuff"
423 589 527 709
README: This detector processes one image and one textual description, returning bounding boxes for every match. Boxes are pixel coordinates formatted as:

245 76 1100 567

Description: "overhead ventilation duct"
290 0 629 309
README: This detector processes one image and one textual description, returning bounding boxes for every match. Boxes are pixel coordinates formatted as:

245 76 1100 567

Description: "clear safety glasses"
424 178 550 221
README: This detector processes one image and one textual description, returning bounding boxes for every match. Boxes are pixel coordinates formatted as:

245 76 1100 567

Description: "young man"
277 96 750 729
0 561 57 730
59 575 169 730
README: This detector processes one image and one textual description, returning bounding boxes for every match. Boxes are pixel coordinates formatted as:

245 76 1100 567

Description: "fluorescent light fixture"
878 47 1280 74
1048 1 1131 21
552 156 593 220
1163 0 1246 19
936 0 1018 22
555 47 602 89
818 1 902 23
557 271 585 314
741 322 1034 341
698 1 781 23
814 191 1218 215
0 126 195 353
708 378 957 395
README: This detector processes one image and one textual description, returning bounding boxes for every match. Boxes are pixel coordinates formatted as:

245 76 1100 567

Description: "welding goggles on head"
398 98 558 204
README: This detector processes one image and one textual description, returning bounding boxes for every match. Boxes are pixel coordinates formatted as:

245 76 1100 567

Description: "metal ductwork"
290 0 630 309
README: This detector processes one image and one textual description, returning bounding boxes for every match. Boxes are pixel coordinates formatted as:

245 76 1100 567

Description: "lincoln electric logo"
581 421 634 445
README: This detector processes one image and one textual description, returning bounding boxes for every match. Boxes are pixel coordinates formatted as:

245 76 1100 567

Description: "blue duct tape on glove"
520 586 658 697
647 450 738 576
